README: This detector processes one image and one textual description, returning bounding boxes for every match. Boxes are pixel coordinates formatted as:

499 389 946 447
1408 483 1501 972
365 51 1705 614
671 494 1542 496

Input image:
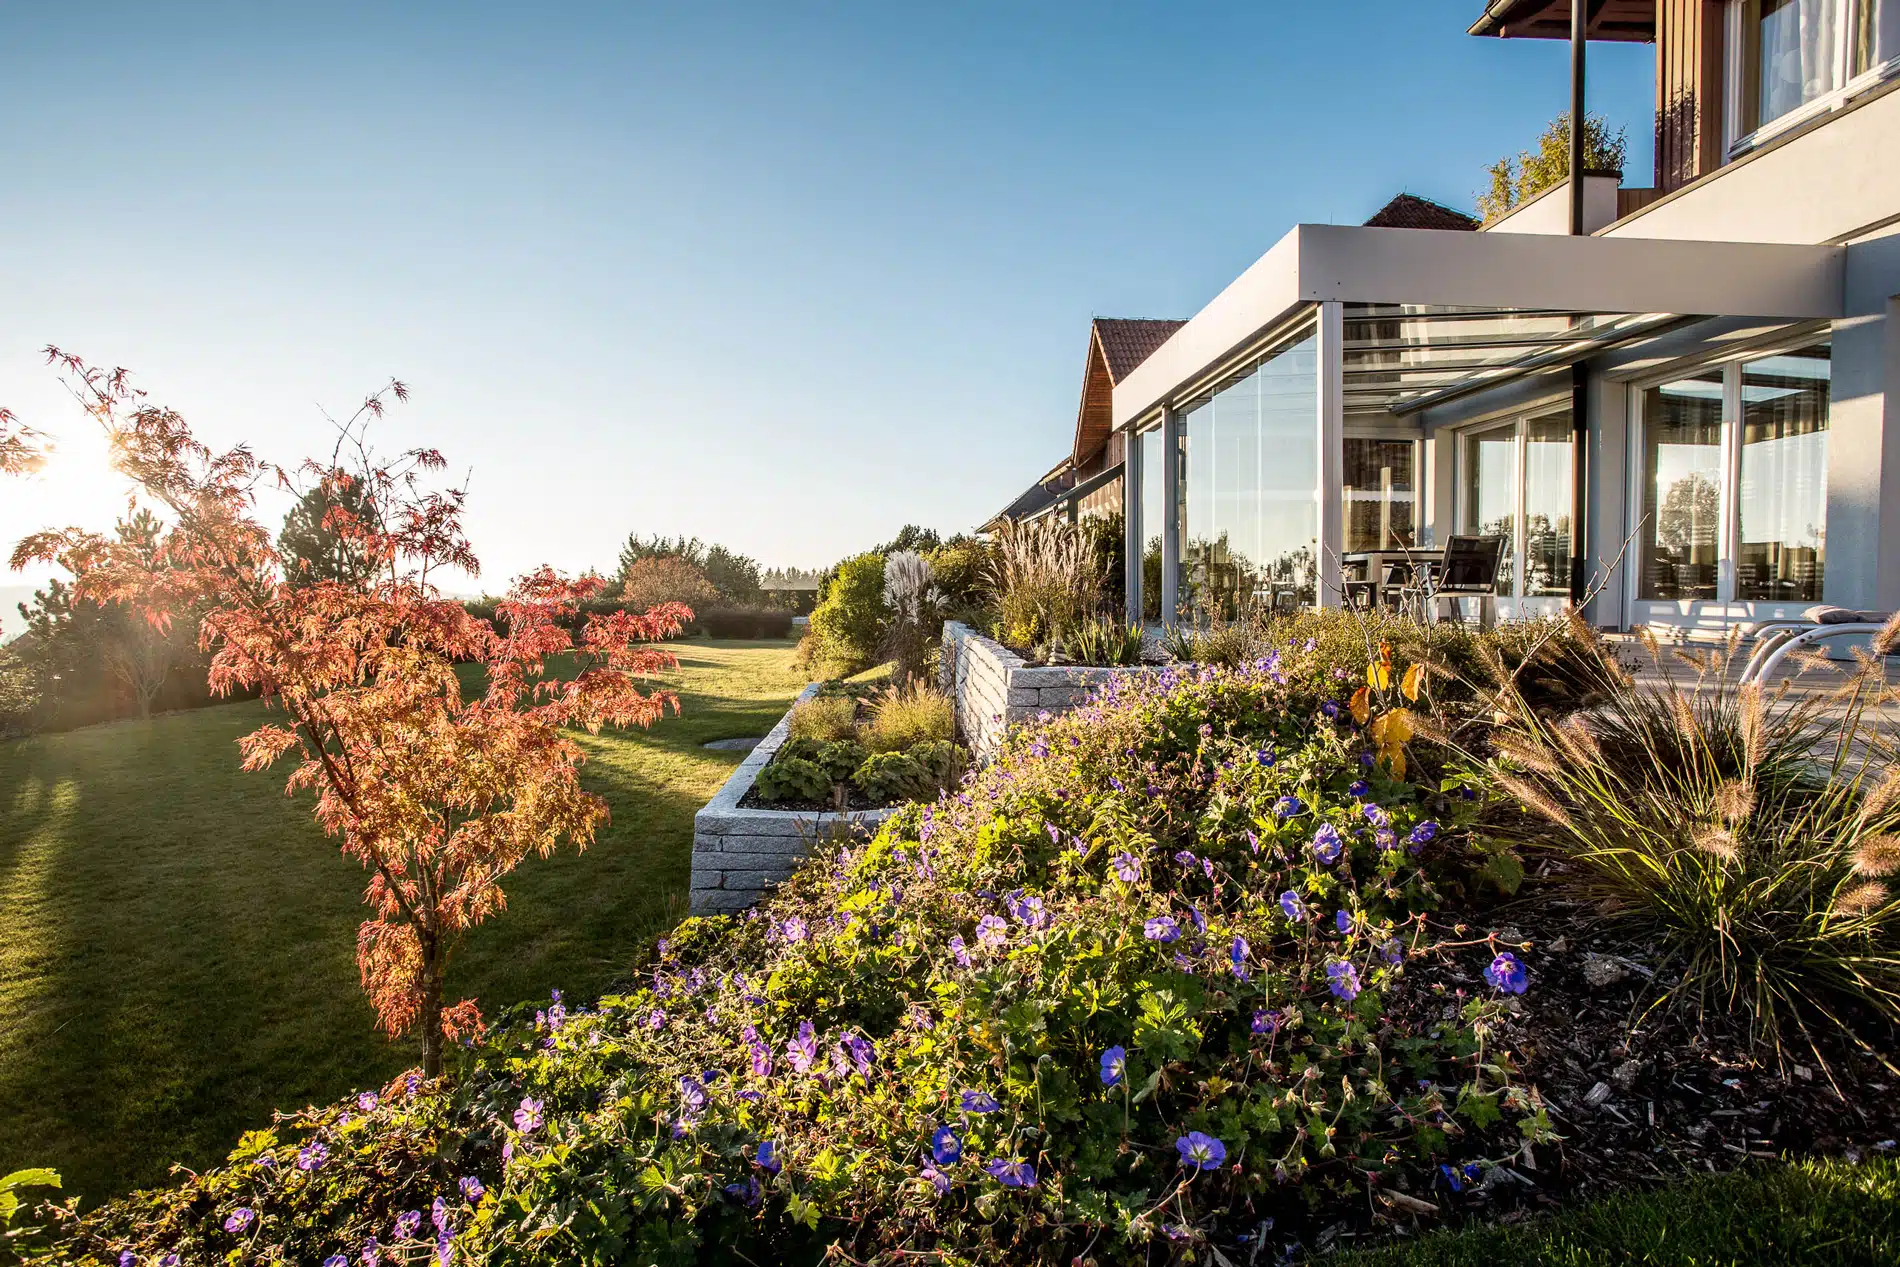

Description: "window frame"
1623 332 1833 617
1450 403 1575 606
1725 0 1900 156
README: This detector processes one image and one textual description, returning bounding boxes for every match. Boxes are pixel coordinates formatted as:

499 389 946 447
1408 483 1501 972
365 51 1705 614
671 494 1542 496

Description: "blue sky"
0 1 1656 596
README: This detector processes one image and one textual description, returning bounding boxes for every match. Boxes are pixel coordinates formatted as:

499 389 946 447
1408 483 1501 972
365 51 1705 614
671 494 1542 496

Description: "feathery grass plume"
1635 624 1661 660
1833 881 1890 917
1712 778 1757 826
989 517 1101 653
1876 610 1900 656
1551 714 1603 764
1693 825 1740 862
1494 732 1562 776
1791 647 1839 676
1863 769 1900 825
1406 710 1452 747
1671 647 1711 678
1853 834 1900 878
1738 682 1766 770
1667 685 1701 744
1493 770 1572 828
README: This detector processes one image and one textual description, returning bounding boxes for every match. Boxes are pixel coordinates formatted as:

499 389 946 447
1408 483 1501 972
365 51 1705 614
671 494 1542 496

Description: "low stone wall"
689 682 897 915
939 621 1151 760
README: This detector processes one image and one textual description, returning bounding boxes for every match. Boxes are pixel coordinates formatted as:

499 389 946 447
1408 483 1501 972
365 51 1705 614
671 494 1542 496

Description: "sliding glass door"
1458 409 1574 607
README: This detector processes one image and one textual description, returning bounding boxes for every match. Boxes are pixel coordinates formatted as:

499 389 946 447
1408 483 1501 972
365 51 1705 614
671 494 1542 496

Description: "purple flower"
1045 821 1060 843
1348 780 1371 800
1100 1045 1127 1087
1188 906 1208 936
976 914 1009 950
431 1197 451 1233
1251 1009 1277 1035
1321 701 1342 720
679 1075 708 1113
921 1165 951 1194
360 1238 379 1267
1335 909 1353 934
394 1210 423 1240
512 1097 543 1132
1144 915 1181 943
931 1125 963 1165
458 1175 484 1202
1407 820 1439 850
984 1158 1037 1188
1229 935 1250 979
1311 824 1344 865
755 1139 782 1174
1257 747 1276 765
960 1090 1002 1114
1202 857 1216 879
1176 1131 1228 1170
357 1091 378 1113
160 1258 180 1267
842 1034 876 1078
1326 960 1361 1001
1274 796 1304 821
325 1257 349 1267
1485 951 1530 995
298 1141 329 1171
949 935 972 968
224 1207 255 1233
1279 890 1307 922
436 1230 453 1267
1006 891 1048 930
787 1020 819 1072
1376 827 1398 849
1112 851 1141 882
1362 802 1389 827
120 1255 136 1267
1173 850 1198 868
724 1176 762 1207
780 915 808 943
1380 938 1405 965
1246 830 1260 854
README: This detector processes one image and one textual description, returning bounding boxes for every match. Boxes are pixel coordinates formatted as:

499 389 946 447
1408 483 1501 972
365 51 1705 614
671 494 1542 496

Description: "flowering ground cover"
0 640 806 1205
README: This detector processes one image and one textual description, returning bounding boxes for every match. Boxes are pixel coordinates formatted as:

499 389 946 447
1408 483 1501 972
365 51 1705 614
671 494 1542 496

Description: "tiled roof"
1093 318 1188 383
1363 193 1481 232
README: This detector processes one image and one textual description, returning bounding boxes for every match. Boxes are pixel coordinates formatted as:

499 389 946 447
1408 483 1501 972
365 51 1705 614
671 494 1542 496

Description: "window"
1343 438 1418 553
1634 343 1831 606
1462 426 1518 597
1181 333 1317 616
1138 427 1165 620
1737 346 1829 600
1734 0 1897 144
1640 370 1725 600
1458 411 1576 601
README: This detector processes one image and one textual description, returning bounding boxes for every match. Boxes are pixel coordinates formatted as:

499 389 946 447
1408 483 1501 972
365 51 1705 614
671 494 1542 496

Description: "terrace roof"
1110 224 1846 428
1467 0 1657 41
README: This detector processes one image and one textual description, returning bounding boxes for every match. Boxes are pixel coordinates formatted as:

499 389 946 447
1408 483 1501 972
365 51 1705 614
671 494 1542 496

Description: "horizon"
0 1 1656 592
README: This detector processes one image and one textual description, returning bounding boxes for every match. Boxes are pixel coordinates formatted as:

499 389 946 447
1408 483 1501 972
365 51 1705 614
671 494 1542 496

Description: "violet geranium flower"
1175 1132 1227 1170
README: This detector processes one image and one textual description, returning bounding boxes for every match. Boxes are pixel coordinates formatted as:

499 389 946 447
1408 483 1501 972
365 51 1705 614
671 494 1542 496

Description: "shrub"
51 646 1550 1267
1063 618 1144 667
1474 630 1900 1069
755 755 831 803
787 694 858 744
990 517 1101 652
862 681 954 753
620 555 720 614
850 740 957 803
926 535 994 626
807 553 889 677
700 608 795 640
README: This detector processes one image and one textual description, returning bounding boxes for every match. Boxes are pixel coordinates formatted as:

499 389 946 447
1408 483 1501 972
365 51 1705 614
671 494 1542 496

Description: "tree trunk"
419 933 443 1078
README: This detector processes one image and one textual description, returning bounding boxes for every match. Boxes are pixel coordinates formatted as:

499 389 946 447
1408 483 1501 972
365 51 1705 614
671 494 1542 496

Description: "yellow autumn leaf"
1385 747 1407 779
1367 661 1390 691
1401 663 1424 703
1384 707 1416 745
1350 687 1371 725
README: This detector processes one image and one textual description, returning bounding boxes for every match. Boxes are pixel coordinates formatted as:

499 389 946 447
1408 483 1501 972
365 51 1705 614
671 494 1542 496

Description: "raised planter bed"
688 682 898 915
939 621 1156 761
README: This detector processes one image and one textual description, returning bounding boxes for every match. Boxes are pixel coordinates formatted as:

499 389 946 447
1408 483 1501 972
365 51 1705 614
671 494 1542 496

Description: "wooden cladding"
1656 0 1726 192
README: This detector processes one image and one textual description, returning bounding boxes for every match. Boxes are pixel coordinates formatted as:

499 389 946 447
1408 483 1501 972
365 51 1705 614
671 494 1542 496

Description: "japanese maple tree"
13 350 690 1075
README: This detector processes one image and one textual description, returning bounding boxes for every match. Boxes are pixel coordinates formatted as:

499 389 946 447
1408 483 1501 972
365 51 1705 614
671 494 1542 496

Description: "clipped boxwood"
39 645 1553 1267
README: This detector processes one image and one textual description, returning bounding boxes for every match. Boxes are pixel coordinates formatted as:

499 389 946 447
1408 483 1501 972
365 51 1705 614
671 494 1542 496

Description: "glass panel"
1462 427 1517 597
1748 0 1848 129
1138 428 1164 620
1182 334 1317 617
1343 438 1417 553
1737 344 1829 601
1854 0 1899 74
1640 370 1725 600
1523 413 1575 597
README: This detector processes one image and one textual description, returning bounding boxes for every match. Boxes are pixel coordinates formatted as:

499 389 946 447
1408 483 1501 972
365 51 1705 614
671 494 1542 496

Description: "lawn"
0 639 808 1205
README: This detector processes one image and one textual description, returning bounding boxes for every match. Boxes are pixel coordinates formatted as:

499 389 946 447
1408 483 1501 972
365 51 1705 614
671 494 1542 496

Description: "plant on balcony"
1478 110 1628 222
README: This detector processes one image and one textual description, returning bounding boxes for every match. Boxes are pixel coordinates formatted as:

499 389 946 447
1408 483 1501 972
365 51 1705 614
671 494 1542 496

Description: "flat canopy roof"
1468 0 1657 41
1110 224 1846 428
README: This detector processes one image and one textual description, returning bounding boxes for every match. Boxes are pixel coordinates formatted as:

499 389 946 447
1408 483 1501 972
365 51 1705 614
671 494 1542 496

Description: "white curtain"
1759 0 1844 122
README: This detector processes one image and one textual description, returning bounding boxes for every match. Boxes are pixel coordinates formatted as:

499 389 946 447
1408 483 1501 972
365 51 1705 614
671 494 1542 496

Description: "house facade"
1015 0 1898 637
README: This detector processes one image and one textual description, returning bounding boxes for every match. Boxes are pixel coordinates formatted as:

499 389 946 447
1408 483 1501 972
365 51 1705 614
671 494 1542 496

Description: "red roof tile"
1093 318 1188 383
1363 194 1481 232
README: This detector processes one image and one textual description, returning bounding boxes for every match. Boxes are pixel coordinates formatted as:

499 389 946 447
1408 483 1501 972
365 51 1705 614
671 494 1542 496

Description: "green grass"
1336 1157 1900 1266
0 639 808 1205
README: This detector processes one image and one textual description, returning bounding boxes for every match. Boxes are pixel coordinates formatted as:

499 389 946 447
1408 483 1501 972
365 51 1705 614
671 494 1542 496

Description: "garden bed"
689 683 898 915
939 620 1156 760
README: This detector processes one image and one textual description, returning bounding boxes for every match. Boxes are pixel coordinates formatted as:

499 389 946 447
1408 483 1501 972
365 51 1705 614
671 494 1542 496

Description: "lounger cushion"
1803 605 1893 624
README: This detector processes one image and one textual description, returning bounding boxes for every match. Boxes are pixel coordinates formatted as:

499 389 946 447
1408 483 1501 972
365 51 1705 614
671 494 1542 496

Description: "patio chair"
1398 536 1505 631
1736 605 1897 684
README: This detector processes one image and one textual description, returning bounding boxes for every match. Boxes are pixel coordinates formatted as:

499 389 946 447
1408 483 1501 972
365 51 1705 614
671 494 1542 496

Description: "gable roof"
1072 318 1186 468
1363 193 1481 232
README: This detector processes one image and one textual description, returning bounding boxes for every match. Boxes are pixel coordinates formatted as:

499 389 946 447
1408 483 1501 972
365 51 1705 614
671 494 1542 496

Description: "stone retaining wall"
689 682 896 915
939 621 1151 760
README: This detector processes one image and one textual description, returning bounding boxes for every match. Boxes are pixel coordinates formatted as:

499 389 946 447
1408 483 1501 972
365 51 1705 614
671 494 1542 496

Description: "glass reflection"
1523 414 1574 597
1640 370 1725 600
1738 344 1829 601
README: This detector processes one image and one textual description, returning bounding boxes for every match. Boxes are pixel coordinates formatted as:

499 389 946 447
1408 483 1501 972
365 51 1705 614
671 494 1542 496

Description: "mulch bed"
1249 875 1900 1261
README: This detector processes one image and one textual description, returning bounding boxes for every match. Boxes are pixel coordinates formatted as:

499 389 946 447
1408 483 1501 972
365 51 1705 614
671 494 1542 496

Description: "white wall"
1484 175 1622 236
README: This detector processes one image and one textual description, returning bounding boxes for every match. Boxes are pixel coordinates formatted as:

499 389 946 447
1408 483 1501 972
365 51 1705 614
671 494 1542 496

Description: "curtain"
1760 0 1844 122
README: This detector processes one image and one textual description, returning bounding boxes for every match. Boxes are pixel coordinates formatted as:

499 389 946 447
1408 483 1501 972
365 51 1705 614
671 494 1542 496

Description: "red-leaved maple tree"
13 350 690 1074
